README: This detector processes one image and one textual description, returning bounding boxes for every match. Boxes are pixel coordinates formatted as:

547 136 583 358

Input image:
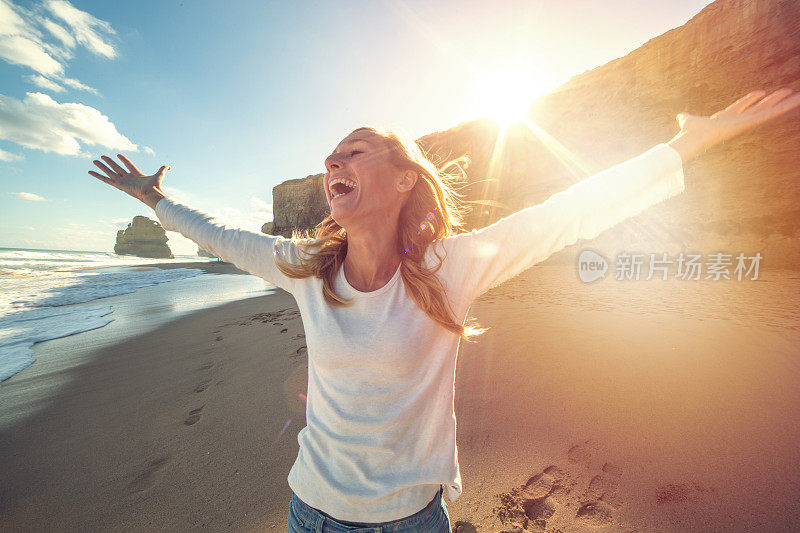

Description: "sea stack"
197 247 217 258
114 216 174 258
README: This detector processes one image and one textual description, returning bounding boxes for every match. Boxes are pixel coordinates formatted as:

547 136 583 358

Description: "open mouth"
330 181 356 201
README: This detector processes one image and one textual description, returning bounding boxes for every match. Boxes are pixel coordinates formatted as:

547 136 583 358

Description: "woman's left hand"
670 88 800 161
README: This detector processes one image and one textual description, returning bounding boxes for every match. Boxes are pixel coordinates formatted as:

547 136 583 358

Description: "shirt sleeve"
154 197 304 294
434 143 686 304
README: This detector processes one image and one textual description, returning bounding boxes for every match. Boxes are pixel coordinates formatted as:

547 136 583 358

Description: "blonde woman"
89 88 799 532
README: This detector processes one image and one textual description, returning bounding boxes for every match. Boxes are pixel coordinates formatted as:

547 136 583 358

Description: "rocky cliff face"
264 0 800 268
518 0 800 267
114 216 174 259
261 174 329 238
197 247 216 258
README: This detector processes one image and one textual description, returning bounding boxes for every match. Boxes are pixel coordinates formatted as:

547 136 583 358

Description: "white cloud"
217 205 271 233
40 37 72 62
41 17 75 49
25 73 64 92
0 0 112 94
159 185 197 206
60 76 99 95
0 147 24 161
0 91 137 156
0 33 63 76
44 0 116 59
142 146 155 156
0 0 63 76
23 74 99 97
11 191 48 201
251 196 274 222
0 0 34 38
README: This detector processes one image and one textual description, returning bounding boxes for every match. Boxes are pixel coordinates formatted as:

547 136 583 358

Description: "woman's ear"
397 170 418 193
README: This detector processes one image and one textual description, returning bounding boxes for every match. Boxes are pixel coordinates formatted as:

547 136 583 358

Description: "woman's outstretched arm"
667 88 800 162
434 88 800 304
435 142 685 303
88 154 302 294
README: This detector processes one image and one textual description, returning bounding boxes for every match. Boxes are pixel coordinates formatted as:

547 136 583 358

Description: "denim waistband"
295 484 443 528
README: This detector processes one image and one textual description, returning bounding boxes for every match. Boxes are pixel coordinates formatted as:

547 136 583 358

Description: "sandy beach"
1 262 798 532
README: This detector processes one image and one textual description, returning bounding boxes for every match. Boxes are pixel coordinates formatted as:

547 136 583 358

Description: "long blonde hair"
274 126 488 342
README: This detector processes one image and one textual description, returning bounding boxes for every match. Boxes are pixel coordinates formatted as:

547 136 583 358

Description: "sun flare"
472 60 559 126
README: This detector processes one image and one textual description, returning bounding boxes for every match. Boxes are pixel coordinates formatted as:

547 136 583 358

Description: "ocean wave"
0 304 115 383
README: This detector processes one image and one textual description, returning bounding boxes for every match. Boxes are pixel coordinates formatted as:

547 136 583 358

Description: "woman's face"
324 130 415 229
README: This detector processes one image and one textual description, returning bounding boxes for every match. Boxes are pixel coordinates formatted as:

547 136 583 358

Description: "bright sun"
472 60 559 126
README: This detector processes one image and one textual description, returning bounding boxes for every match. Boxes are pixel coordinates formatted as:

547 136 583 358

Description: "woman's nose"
324 155 342 172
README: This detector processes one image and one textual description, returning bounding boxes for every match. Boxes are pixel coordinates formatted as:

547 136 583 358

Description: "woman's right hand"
88 154 170 209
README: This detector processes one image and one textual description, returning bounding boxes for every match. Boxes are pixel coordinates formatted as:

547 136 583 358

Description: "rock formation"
114 216 173 258
262 174 329 238
263 0 800 267
197 247 217 258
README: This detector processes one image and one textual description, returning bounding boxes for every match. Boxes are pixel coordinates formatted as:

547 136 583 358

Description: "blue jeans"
287 485 451 532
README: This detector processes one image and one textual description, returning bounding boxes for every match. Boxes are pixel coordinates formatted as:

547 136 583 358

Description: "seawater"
0 247 255 382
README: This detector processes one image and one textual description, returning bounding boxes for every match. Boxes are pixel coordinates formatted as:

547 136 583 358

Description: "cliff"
264 0 800 268
114 216 174 259
197 247 217 258
261 174 329 238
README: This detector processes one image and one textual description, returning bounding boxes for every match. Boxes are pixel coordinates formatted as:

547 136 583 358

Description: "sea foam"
0 264 205 382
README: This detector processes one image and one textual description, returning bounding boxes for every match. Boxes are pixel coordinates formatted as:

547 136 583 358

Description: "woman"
89 88 799 532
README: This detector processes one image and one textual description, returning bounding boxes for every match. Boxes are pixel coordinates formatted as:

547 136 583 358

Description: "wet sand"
1 263 798 531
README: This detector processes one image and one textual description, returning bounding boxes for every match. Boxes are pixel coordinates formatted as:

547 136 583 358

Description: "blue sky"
0 0 713 255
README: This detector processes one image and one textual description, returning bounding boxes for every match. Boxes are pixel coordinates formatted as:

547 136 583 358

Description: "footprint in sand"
575 460 624 527
127 454 170 493
655 482 715 505
281 328 288 333
293 346 308 358
238 308 301 326
184 405 204 426
575 500 616 526
491 445 627 531
567 439 595 469
452 522 477 533
215 336 223 341
194 379 211 393
491 465 576 531
583 462 624 507
195 361 214 393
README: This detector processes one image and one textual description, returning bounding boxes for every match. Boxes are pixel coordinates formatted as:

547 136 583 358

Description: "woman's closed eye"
349 150 363 157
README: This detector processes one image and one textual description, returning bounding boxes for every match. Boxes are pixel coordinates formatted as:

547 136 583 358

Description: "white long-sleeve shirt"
154 143 685 522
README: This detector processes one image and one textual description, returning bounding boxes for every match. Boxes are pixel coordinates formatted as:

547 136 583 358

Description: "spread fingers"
101 155 126 175
92 159 116 178
116 153 141 174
